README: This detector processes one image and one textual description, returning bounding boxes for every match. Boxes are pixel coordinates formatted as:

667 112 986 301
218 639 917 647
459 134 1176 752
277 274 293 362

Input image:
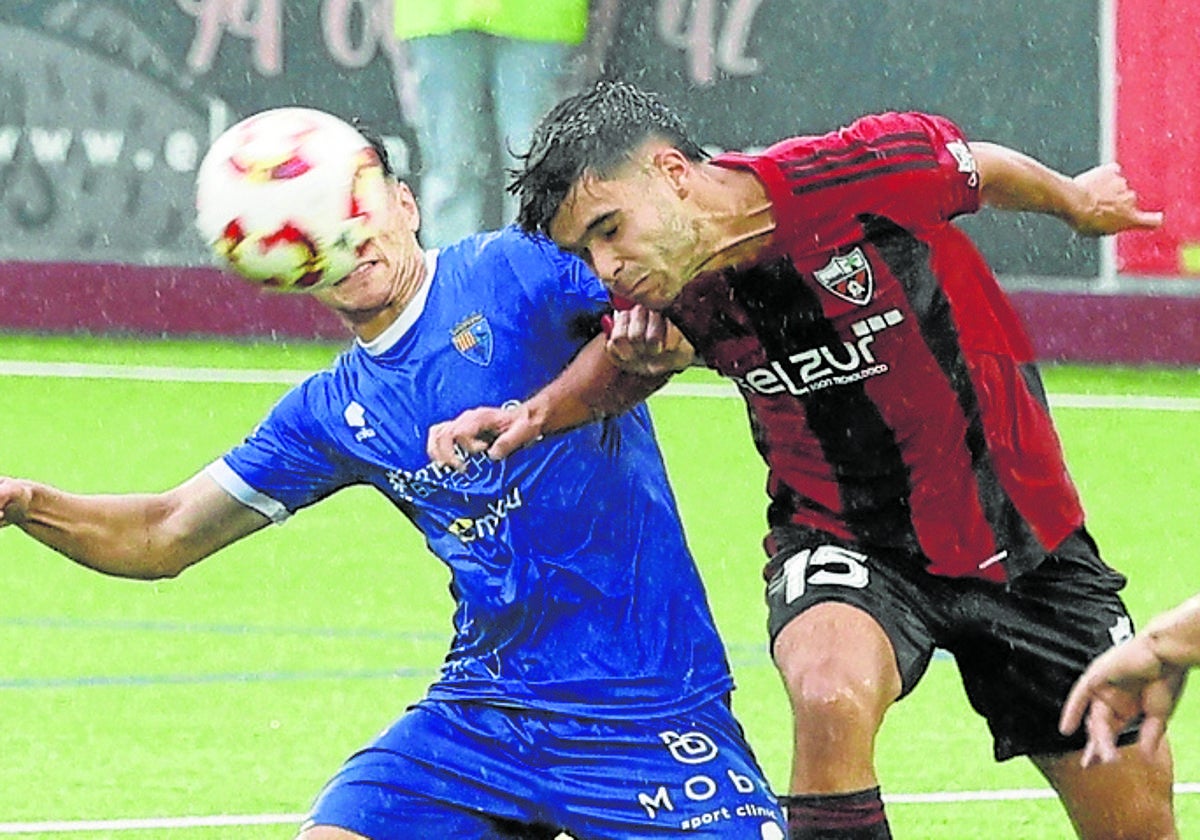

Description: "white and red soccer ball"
195 107 390 291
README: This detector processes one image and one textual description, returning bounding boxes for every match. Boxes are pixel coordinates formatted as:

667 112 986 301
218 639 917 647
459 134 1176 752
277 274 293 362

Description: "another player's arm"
427 321 692 469
0 471 269 579
969 141 1163 236
1059 594 1200 766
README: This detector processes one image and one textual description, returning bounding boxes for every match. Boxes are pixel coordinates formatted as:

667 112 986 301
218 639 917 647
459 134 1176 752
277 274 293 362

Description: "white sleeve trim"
204 458 292 524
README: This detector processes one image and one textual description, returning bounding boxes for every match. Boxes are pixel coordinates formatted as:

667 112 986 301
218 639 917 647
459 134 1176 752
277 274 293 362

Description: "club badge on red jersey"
813 247 873 306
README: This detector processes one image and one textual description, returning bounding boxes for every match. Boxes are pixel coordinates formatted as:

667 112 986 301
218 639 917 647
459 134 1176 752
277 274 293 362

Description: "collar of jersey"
356 247 439 356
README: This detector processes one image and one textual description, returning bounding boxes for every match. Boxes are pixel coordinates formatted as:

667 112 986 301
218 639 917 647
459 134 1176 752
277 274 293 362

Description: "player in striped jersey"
429 79 1175 839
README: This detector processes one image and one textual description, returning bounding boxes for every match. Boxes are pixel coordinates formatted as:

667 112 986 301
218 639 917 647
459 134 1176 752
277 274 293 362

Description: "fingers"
604 306 692 376
608 306 661 364
1137 714 1167 762
426 409 511 470
1080 702 1124 767
426 405 548 470
1058 679 1092 736
484 425 539 461
1130 209 1165 230
1074 163 1164 234
0 478 32 528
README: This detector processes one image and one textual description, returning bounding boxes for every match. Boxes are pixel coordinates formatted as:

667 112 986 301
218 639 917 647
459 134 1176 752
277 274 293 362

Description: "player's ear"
654 147 693 198
392 180 421 233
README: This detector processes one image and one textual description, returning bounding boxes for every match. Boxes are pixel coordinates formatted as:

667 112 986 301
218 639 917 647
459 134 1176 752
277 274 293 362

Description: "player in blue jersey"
0 118 785 839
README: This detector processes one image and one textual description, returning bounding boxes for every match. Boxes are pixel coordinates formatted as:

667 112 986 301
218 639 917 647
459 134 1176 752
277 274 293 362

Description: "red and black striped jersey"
667 112 1084 582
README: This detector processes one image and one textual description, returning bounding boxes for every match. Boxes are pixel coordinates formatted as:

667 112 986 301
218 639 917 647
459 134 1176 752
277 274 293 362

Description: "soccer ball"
195 107 391 292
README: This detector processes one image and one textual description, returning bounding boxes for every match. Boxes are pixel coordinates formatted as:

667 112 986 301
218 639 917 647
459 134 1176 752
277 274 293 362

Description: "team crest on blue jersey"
450 312 493 366
813 247 873 306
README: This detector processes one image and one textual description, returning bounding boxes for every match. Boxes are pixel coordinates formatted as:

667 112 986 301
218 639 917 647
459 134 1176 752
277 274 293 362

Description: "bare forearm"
2 473 265 580
970 141 1162 236
522 334 672 436
971 141 1087 221
13 482 189 578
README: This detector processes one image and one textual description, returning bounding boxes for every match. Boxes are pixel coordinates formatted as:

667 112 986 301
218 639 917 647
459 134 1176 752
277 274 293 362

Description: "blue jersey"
207 227 734 718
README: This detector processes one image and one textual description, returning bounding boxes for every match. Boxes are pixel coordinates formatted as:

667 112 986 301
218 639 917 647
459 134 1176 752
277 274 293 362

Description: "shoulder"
439 226 584 277
264 360 346 426
756 112 966 161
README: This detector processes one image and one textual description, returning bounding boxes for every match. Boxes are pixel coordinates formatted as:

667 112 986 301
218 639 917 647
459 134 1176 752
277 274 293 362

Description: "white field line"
2 785 1198 834
1 360 1198 412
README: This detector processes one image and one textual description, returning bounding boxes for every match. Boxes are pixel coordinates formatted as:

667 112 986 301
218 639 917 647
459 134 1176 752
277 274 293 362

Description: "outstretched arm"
0 471 270 580
1059 594 1200 766
970 142 1163 236
427 313 694 469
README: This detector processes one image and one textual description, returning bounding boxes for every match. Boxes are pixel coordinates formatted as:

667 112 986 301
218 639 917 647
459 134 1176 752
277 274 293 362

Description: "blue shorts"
304 697 785 839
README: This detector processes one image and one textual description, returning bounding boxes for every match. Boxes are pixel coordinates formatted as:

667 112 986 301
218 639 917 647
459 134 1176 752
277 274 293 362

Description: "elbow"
142 546 205 580
145 561 188 581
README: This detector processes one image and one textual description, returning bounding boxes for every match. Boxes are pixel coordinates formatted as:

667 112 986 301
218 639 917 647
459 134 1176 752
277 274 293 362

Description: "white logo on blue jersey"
343 401 376 442
386 451 493 501
660 730 719 765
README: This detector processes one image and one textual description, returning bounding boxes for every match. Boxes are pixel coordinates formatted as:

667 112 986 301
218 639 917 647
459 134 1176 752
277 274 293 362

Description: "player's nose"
591 246 624 285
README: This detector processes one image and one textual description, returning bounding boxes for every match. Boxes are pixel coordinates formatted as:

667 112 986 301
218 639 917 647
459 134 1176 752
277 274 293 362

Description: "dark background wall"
0 0 1195 362
0 0 1101 277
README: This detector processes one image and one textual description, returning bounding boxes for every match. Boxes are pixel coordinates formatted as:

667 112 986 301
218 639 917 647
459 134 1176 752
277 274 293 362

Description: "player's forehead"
549 172 614 244
548 167 635 246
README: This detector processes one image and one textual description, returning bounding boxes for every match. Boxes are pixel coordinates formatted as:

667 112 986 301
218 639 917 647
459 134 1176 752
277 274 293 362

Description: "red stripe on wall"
0 261 346 341
1115 0 1200 277
1 262 1197 365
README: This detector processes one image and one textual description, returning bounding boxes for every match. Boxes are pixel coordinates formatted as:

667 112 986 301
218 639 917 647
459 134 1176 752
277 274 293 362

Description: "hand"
427 404 543 470
0 477 33 528
1058 636 1187 766
605 305 695 376
1068 162 1164 236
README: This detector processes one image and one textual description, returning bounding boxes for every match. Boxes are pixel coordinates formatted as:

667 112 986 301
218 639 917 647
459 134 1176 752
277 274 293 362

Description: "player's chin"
634 293 676 312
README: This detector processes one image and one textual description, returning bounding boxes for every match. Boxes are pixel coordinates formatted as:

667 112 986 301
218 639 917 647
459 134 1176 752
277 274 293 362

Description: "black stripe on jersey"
860 214 1044 569
727 257 922 552
780 143 935 180
779 130 932 172
777 147 936 187
789 159 940 197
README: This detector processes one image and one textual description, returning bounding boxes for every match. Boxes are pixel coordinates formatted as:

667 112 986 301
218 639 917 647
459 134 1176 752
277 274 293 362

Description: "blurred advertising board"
1 0 1194 316
0 0 416 266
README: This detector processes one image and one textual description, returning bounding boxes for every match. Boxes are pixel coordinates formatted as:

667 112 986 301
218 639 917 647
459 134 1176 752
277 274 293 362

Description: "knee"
783 663 892 728
296 825 370 840
773 605 902 728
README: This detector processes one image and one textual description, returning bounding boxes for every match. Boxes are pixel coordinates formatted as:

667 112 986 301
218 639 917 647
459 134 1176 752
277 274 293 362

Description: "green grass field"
0 333 1196 839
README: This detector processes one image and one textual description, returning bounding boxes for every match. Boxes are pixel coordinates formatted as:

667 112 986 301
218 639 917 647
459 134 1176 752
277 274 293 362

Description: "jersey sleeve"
511 231 614 326
205 380 351 521
503 229 611 342
742 111 982 236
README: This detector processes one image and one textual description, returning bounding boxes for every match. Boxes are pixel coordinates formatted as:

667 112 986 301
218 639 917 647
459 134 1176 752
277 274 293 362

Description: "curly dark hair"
508 78 707 236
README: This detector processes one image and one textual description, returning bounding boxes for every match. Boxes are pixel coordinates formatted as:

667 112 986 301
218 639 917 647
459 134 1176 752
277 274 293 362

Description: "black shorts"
763 526 1135 761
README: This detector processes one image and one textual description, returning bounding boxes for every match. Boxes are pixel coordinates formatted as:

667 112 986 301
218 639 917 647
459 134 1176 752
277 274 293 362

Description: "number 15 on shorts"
768 545 870 603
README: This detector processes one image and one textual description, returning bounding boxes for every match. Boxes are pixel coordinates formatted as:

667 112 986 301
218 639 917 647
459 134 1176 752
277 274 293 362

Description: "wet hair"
351 118 397 179
508 78 707 235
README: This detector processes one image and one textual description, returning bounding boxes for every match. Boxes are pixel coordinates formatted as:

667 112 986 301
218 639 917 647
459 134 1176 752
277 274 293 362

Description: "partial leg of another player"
1034 740 1177 840
773 601 902 839
298 827 369 840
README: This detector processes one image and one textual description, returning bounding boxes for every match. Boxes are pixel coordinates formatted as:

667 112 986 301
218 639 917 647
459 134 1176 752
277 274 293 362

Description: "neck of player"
692 166 776 276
